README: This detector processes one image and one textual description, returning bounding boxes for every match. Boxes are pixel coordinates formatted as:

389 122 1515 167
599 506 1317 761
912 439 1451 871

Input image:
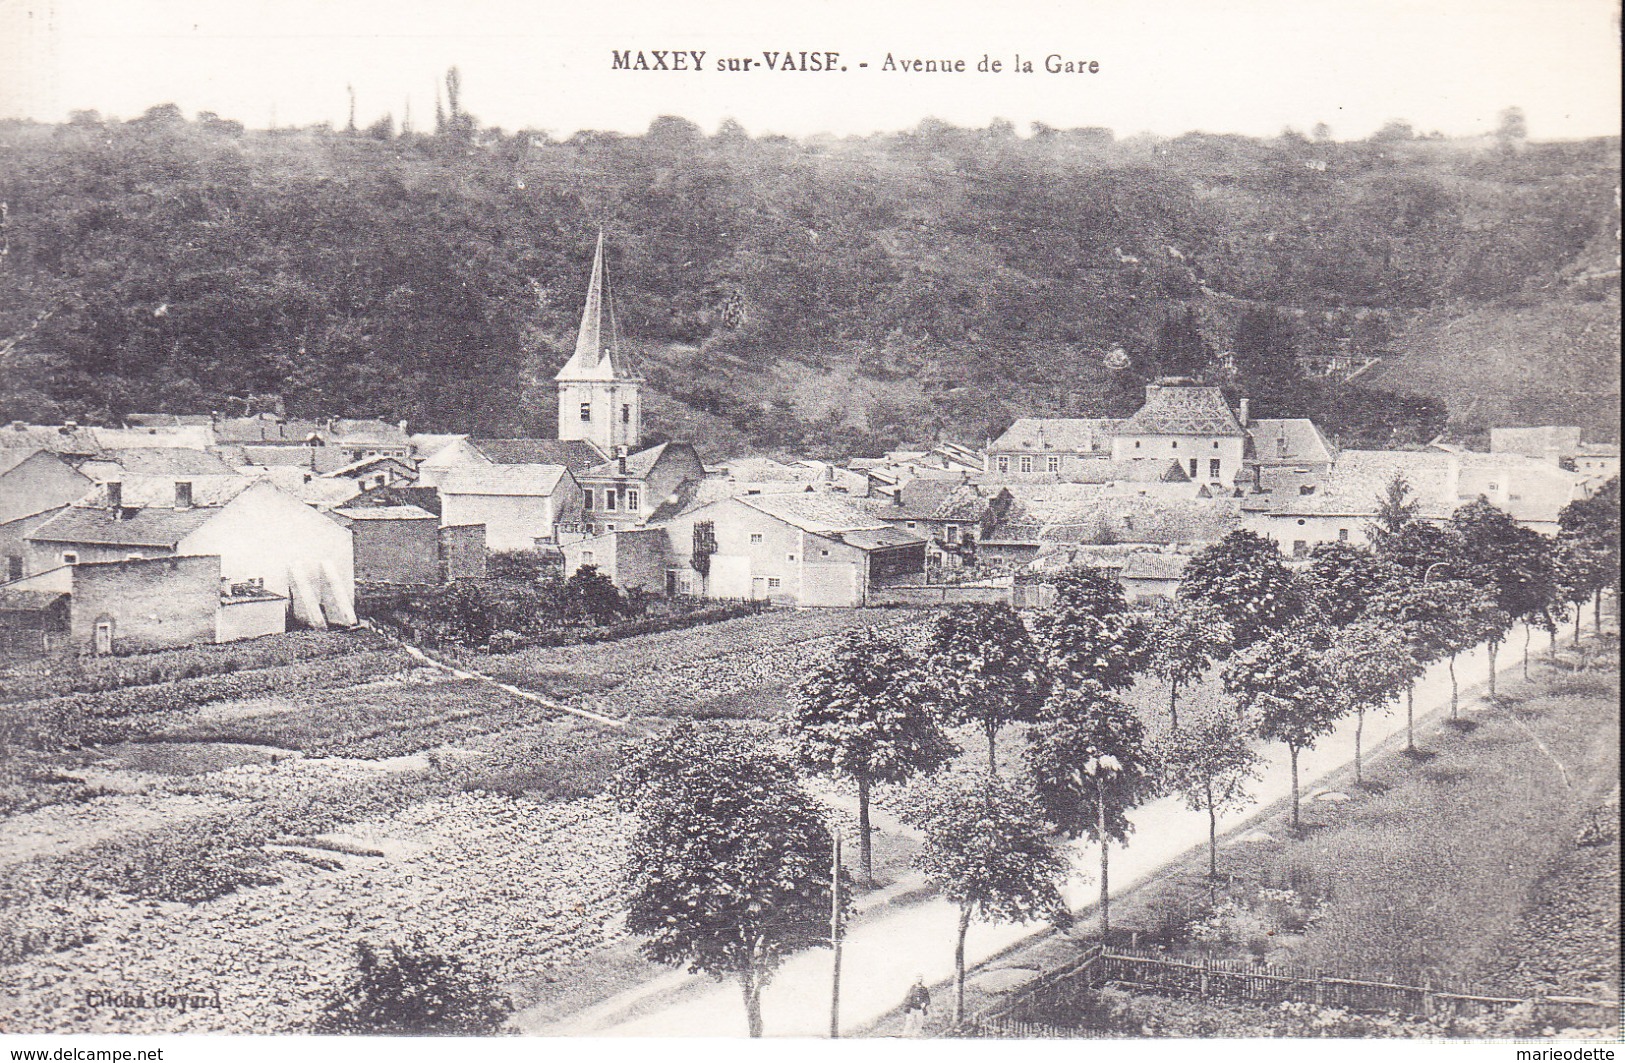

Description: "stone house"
330 505 440 585
1110 381 1248 492
24 477 355 627
438 464 584 552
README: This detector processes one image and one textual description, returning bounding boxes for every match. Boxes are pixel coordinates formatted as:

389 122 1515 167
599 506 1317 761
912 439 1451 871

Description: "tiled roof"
1119 385 1245 437
1489 426 1582 457
0 423 104 456
324 454 418 479
1246 419 1337 465
470 438 604 474
212 414 324 444
989 418 1121 453
237 445 352 475
92 426 215 451
409 433 468 460
88 448 238 477
0 447 44 477
584 442 672 480
1032 496 1245 546
124 413 214 428
719 457 828 482
28 505 221 548
89 476 254 509
242 466 363 508
328 419 409 446
348 484 443 515
331 504 437 521
842 527 929 551
441 464 568 497
736 493 893 534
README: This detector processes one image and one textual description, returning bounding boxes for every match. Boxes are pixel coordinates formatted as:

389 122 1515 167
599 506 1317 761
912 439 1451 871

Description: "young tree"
613 724 843 1038
1558 477 1621 636
1325 617 1421 785
1031 565 1147 691
1178 530 1302 649
792 628 958 884
1025 684 1159 937
923 603 1050 772
1364 576 1472 747
1155 707 1261 879
1141 597 1232 728
1554 537 1600 647
904 772 1071 1024
315 938 513 1035
1450 498 1556 697
1222 625 1342 834
1368 472 1421 539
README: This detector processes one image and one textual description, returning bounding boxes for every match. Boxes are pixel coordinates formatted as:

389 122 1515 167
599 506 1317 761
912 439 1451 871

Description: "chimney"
398 419 408 434
106 481 123 509
61 421 78 433
175 481 193 509
1238 398 1250 426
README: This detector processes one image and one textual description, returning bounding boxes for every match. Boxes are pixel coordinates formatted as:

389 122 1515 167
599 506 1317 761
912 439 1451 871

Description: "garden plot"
0 790 240 867
474 607 925 722
3 790 631 1034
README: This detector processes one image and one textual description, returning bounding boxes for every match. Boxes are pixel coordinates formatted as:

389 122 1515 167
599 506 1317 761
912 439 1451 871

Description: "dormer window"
106 482 123 508
175 482 193 508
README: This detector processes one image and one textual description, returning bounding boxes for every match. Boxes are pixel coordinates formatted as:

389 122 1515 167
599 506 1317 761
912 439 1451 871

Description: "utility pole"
830 826 843 1039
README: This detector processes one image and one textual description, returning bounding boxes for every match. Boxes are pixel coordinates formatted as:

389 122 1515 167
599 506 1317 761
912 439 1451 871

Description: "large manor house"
1 235 1617 649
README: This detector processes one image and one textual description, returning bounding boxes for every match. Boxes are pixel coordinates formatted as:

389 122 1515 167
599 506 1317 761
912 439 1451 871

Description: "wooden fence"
962 945 1620 1036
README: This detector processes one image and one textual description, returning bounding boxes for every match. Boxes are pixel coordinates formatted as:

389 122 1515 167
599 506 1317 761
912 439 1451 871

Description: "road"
529 627 1534 1037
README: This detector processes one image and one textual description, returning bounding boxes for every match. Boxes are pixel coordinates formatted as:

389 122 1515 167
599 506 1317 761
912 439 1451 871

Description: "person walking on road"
901 975 931 1036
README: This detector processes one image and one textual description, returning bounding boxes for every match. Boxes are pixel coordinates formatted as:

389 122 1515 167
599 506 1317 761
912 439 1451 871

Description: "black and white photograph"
0 0 1619 1049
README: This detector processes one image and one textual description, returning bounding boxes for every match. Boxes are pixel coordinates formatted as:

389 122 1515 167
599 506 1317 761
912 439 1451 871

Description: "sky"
1 0 1621 140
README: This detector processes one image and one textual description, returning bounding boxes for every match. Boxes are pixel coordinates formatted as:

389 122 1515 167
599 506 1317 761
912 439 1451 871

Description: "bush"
314 938 513 1035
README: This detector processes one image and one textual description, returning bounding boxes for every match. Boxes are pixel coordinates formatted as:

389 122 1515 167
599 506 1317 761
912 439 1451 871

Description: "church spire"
556 229 622 383
556 230 642 454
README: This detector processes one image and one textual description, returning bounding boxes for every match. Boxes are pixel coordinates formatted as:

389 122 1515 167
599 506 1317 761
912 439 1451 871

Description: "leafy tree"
1032 565 1148 690
1450 498 1554 697
904 772 1071 1023
1371 519 1460 581
612 723 842 1037
315 937 512 1035
1155 707 1261 879
563 564 626 625
791 628 958 884
1554 537 1601 647
1366 576 1500 731
924 603 1050 772
1178 530 1301 649
1558 477 1621 636
1222 625 1342 833
1140 597 1232 728
1325 617 1421 784
1025 684 1159 936
1301 541 1404 628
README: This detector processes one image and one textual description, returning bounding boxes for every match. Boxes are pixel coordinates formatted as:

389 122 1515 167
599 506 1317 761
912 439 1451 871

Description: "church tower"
556 232 642 456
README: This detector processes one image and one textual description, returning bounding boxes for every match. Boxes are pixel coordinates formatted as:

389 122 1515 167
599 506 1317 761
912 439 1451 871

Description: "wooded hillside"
1 104 1617 458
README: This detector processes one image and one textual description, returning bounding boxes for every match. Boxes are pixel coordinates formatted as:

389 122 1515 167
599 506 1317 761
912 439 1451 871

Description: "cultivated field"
0 609 921 1033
